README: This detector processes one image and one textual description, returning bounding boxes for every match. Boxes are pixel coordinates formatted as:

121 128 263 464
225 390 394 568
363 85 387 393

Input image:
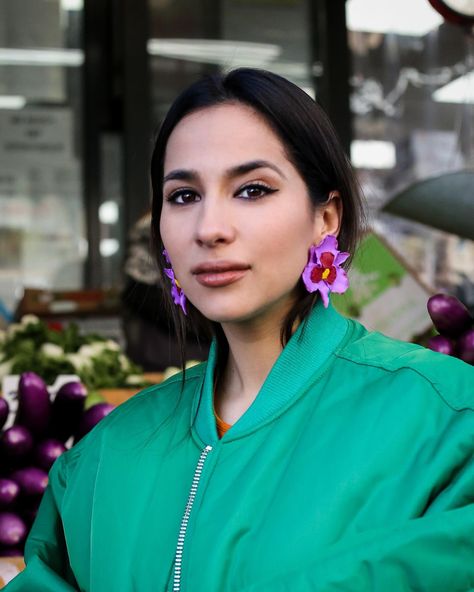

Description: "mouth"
192 262 250 288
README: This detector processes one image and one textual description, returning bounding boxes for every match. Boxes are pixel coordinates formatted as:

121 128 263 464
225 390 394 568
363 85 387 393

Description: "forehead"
163 103 288 173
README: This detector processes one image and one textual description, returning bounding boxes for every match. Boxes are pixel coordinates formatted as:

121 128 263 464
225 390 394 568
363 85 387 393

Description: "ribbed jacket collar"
192 300 349 444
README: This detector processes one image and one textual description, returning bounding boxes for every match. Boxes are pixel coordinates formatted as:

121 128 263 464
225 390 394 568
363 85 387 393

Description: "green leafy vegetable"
0 316 148 389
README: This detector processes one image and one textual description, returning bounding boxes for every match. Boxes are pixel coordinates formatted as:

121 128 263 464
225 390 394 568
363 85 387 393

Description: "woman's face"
160 102 340 324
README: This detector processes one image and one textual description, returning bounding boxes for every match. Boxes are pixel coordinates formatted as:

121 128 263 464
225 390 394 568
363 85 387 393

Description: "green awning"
382 170 474 241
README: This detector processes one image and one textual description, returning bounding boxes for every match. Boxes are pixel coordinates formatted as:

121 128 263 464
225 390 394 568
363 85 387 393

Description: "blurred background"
0 0 473 355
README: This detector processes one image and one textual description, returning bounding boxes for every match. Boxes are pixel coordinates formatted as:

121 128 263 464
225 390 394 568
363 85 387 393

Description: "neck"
214 300 295 424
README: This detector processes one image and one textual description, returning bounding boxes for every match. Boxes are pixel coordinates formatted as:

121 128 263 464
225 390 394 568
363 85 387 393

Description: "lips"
192 261 250 288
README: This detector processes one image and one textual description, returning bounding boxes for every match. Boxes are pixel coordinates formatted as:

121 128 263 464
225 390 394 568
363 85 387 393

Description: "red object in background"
428 0 474 26
46 321 63 332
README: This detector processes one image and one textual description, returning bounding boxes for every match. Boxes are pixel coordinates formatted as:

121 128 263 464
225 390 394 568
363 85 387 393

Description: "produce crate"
99 372 163 405
16 288 121 318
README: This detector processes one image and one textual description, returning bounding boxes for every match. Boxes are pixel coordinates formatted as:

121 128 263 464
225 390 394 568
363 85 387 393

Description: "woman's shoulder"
115 361 207 415
106 361 206 427
57 362 207 473
337 321 474 413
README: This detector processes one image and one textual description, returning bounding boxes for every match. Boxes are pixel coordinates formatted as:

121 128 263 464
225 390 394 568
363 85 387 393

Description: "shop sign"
0 108 74 163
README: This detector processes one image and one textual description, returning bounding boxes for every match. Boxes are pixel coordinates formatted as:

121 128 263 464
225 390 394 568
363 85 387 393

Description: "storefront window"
148 0 314 126
0 0 85 319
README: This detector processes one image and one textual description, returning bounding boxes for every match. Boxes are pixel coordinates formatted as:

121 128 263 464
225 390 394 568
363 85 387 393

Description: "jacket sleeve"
248 493 474 591
3 454 79 591
292 504 474 591
245 414 474 592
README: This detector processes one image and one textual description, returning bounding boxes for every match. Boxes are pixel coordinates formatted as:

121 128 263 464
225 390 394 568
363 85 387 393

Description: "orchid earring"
301 235 350 308
162 249 187 315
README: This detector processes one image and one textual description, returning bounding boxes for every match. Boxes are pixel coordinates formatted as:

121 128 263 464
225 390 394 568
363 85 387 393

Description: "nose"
194 197 236 247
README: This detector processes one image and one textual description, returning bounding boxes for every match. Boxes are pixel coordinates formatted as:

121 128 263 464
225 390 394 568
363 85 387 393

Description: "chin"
197 305 257 324
193 294 294 326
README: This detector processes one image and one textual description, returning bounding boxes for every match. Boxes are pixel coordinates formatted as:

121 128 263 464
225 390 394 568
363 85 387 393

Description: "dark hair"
150 68 365 370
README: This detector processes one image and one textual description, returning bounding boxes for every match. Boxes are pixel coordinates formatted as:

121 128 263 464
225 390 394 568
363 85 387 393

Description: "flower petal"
330 269 349 294
162 249 171 264
178 292 187 314
326 266 337 284
334 251 350 266
320 252 335 268
302 264 320 292
308 244 319 264
317 282 330 308
315 235 338 260
310 265 325 283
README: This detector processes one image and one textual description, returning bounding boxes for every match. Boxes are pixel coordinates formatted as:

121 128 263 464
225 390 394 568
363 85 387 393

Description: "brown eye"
237 184 277 200
167 190 200 204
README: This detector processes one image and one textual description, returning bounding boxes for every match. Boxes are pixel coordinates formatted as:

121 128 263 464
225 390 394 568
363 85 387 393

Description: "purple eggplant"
427 334 455 356
10 467 48 497
0 512 27 546
15 372 51 438
74 402 115 443
457 328 474 365
0 398 9 430
22 506 39 527
0 426 33 461
35 439 67 472
427 294 473 338
50 381 87 442
0 546 24 556
0 479 20 507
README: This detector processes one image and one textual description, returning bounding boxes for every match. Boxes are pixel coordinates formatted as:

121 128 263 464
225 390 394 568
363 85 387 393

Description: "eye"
236 183 278 200
166 189 200 205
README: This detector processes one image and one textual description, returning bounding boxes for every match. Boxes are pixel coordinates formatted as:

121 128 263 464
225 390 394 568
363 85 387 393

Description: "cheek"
159 211 169 246
252 211 314 279
160 210 187 249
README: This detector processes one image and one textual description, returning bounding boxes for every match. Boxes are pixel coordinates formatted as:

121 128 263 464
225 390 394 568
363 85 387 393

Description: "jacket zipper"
172 444 213 592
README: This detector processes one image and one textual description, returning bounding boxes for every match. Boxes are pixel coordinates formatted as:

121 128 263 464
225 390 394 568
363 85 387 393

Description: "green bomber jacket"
5 301 474 591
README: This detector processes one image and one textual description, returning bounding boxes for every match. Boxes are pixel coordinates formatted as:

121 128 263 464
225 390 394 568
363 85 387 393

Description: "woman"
5 69 474 591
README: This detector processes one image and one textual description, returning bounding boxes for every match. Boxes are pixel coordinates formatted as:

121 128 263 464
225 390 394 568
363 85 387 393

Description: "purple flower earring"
302 235 350 308
162 249 187 315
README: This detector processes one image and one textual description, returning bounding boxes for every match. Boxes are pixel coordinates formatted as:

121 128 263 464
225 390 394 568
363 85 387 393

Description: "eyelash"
237 182 278 200
165 189 198 205
165 182 278 205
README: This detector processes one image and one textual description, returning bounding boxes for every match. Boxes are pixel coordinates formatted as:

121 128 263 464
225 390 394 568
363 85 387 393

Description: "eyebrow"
163 159 287 184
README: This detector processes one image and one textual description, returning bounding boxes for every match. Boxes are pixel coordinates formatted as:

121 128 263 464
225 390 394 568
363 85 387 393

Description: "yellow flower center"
175 279 181 289
322 268 330 280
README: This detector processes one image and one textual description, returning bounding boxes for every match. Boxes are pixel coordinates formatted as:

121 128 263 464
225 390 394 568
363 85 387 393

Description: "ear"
312 191 343 242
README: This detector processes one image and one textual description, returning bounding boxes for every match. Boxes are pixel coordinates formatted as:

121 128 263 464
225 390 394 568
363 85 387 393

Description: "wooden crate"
0 557 25 587
99 372 164 405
